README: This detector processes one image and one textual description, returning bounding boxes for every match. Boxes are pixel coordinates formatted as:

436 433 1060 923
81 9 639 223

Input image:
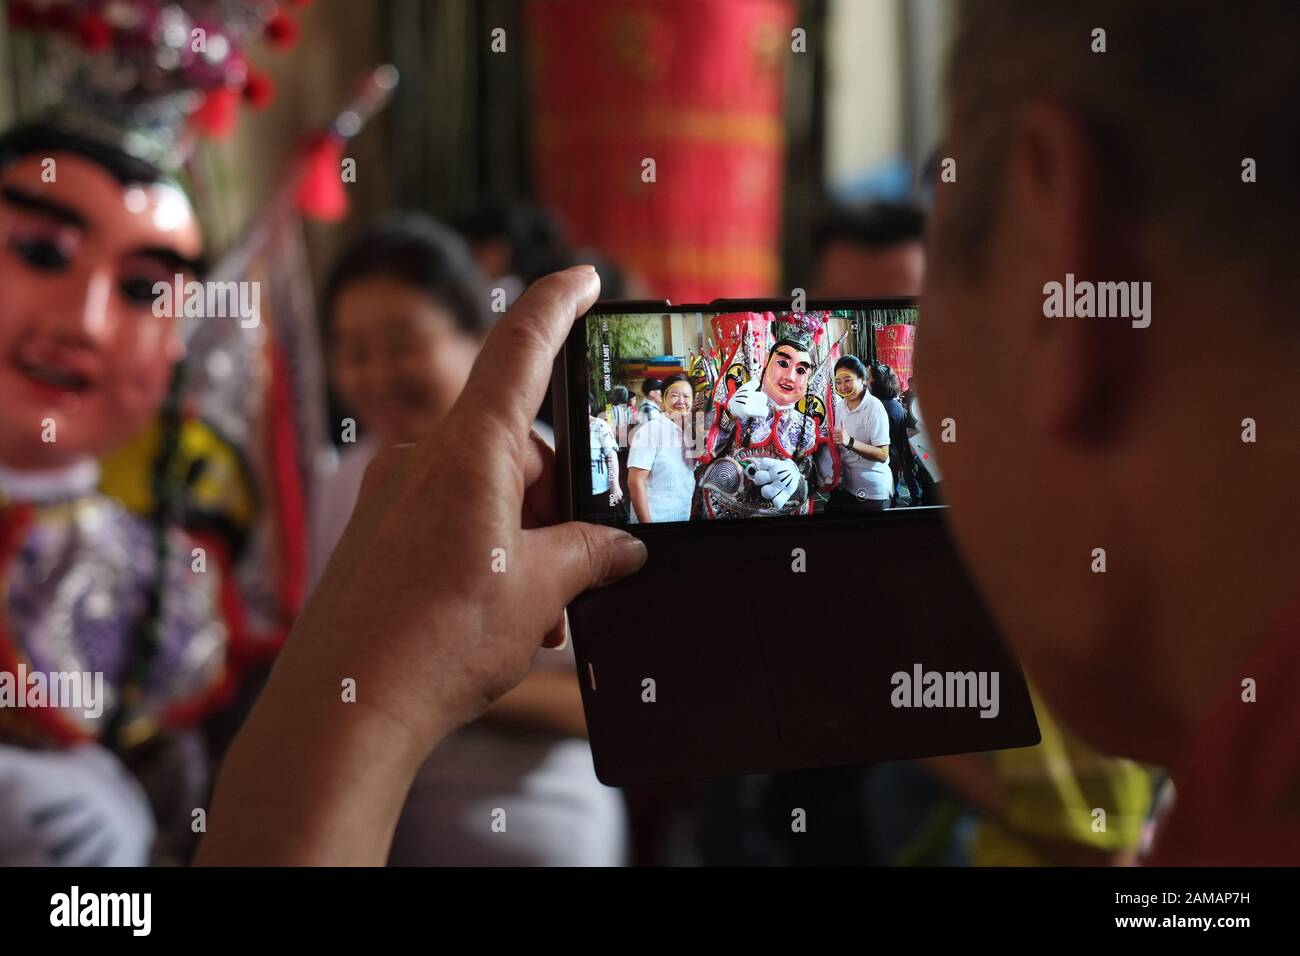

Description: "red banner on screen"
874 324 915 391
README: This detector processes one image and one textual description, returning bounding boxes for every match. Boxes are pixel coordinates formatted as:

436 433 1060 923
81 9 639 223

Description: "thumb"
526 522 648 605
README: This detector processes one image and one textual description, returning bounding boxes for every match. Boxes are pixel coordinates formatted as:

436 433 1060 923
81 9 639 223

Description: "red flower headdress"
6 0 309 172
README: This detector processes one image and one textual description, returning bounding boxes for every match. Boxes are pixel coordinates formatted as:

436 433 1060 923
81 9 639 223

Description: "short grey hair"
936 1 1299 286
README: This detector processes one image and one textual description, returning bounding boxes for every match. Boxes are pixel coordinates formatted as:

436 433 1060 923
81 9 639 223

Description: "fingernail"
601 533 647 585
565 264 598 274
555 611 570 651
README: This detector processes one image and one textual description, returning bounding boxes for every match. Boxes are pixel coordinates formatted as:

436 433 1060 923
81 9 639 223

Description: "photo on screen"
582 307 943 525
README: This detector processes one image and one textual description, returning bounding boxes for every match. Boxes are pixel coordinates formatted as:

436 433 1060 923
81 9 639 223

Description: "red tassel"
265 12 298 49
243 70 276 109
294 135 348 222
190 86 240 138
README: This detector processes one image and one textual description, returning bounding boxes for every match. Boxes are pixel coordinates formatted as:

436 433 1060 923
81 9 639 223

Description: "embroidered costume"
0 465 236 747
0 0 314 864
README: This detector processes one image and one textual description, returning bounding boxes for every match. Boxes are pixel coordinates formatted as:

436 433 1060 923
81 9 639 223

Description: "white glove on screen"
726 378 769 420
747 457 802 509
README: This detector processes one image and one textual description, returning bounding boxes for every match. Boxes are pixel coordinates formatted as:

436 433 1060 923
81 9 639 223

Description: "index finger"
443 266 601 442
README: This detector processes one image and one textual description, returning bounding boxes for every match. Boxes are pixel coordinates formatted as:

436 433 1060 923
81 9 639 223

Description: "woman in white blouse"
830 355 894 511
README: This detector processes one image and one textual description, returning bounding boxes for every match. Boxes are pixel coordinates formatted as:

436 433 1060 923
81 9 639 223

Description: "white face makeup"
762 346 811 406
0 152 202 470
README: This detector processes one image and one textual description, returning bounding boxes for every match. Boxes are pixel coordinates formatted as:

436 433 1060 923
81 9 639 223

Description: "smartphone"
556 298 935 526
551 298 1038 785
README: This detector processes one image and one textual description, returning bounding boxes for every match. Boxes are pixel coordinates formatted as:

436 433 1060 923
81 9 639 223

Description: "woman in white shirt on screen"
312 215 627 866
830 355 894 511
627 374 698 523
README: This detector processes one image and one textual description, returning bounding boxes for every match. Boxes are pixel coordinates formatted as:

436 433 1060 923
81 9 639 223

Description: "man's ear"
1008 102 1144 444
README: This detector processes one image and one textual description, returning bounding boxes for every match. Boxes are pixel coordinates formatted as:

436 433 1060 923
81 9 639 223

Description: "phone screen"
578 304 943 526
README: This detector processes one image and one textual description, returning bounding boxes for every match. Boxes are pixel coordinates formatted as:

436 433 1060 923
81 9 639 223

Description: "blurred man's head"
812 201 925 298
454 201 568 284
918 1 1300 762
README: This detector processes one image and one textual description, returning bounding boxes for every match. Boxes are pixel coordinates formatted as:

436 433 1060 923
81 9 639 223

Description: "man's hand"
308 266 646 735
726 378 768 420
197 267 647 865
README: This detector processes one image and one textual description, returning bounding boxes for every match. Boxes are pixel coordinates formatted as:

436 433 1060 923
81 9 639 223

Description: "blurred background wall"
1 0 949 299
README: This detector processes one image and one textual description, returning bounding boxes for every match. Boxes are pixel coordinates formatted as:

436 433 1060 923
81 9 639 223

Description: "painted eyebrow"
1 185 87 227
774 349 811 371
1 187 202 274
2 187 205 274
132 245 206 277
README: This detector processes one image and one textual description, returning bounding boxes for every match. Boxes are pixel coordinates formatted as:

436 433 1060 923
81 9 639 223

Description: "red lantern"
527 0 794 302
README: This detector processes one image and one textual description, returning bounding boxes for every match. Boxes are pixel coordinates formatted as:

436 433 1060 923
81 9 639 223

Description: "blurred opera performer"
314 215 628 865
0 0 311 864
